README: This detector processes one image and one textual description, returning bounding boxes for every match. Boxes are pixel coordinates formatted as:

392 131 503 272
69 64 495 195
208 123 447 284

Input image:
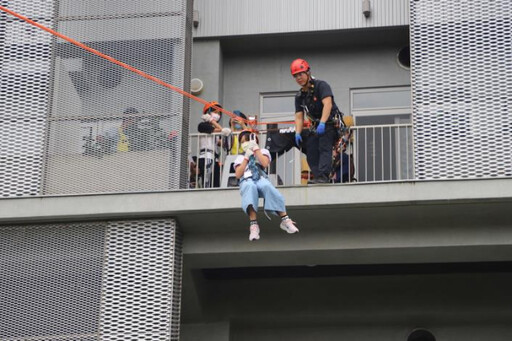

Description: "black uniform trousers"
305 124 336 180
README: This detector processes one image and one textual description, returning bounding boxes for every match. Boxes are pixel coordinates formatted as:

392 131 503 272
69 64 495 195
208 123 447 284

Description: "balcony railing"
187 123 414 189
0 122 415 197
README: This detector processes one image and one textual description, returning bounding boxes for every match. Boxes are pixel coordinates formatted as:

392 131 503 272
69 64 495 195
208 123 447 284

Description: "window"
351 87 413 181
260 92 302 186
353 88 411 111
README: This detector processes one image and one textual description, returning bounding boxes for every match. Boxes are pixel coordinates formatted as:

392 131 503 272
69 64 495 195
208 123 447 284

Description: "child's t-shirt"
234 148 272 180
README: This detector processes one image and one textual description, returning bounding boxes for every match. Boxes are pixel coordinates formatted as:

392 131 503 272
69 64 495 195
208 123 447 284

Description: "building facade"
1 0 511 340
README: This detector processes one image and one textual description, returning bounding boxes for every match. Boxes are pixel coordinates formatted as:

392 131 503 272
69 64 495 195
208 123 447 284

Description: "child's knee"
241 181 257 193
259 182 279 195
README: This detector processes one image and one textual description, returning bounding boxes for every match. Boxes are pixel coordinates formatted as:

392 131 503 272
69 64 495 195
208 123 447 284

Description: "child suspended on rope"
234 130 299 241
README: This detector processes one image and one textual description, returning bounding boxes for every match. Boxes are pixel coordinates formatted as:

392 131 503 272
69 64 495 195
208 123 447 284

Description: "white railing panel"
187 123 414 189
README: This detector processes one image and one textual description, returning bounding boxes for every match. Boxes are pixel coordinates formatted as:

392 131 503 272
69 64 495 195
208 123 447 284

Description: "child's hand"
221 127 232 136
244 148 254 159
248 140 259 151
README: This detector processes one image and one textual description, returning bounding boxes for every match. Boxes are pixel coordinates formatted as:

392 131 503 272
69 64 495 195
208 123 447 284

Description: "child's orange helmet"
203 101 222 114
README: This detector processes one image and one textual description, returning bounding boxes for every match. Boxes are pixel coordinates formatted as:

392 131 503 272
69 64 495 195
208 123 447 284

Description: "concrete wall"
1 175 512 340
180 322 230 341
223 43 411 117
181 273 512 341
230 324 512 341
193 0 409 38
191 27 410 121
190 40 223 131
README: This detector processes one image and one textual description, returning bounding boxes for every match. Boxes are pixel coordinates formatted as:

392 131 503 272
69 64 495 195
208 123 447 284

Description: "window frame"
350 86 412 120
350 86 414 181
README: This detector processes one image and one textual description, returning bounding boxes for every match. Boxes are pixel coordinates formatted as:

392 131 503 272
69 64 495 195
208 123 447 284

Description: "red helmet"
203 101 222 114
290 58 310 75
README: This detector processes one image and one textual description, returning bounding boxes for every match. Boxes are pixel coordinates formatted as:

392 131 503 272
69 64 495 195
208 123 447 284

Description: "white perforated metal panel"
411 0 512 179
100 220 183 340
0 1 54 197
0 218 183 341
1 0 193 197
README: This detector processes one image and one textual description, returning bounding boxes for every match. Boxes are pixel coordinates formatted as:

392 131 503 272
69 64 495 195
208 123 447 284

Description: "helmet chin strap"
301 75 314 92
299 72 313 91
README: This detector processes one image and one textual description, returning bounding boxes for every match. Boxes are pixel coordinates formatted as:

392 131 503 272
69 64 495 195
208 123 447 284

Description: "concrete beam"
0 178 511 224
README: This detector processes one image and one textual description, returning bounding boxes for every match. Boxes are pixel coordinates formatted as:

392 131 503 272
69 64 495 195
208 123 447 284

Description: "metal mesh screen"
410 0 512 179
0 218 183 341
0 0 192 197
0 1 54 197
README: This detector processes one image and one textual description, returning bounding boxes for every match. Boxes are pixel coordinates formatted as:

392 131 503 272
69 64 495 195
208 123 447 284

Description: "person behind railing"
188 155 198 189
197 101 231 188
95 107 174 155
332 115 356 183
234 130 299 241
95 107 140 154
291 58 341 184
332 128 353 183
225 109 248 155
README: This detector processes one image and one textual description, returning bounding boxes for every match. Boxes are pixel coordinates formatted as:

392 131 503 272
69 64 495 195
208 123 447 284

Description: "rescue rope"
0 5 297 129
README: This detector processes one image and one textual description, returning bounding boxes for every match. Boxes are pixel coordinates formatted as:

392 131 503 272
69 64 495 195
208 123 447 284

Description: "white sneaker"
249 224 260 241
280 218 299 234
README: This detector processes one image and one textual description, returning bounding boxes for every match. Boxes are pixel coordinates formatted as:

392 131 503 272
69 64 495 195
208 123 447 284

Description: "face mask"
211 113 220 122
241 141 250 152
234 123 242 130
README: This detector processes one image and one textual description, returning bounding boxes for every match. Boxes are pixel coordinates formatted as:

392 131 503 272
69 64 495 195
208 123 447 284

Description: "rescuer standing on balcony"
292 58 340 183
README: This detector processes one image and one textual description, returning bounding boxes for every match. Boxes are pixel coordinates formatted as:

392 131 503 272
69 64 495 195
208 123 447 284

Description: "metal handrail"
187 123 414 189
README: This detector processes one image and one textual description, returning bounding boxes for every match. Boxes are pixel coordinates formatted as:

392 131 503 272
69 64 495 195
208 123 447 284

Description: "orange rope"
0 5 296 128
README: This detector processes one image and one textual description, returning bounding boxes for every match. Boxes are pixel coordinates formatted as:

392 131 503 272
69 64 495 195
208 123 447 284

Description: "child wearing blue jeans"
234 130 299 241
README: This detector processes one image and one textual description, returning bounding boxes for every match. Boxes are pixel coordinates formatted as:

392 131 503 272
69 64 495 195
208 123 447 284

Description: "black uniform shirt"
294 78 339 120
